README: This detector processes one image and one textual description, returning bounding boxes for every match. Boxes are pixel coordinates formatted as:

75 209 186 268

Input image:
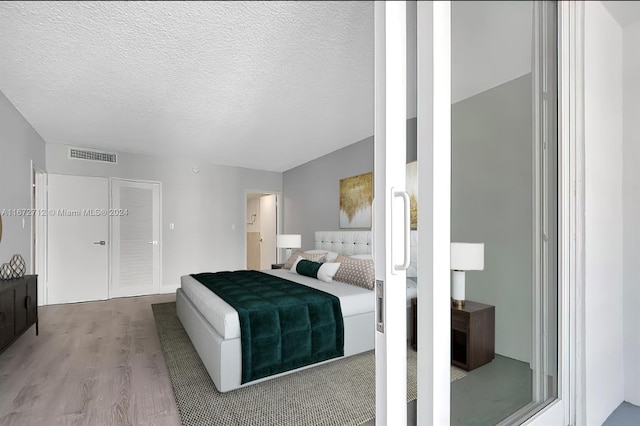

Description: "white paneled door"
47 174 110 304
110 180 161 298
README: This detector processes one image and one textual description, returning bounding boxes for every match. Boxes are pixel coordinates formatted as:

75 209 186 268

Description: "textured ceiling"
0 1 374 172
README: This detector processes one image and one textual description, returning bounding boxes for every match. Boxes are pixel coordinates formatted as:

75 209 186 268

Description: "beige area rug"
152 302 466 426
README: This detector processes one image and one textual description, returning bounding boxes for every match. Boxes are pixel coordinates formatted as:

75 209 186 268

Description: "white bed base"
176 287 375 392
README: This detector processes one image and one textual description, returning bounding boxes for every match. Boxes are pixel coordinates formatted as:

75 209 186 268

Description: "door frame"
411 1 584 424
374 1 411 424
481 1 584 424
415 2 451 424
243 190 281 268
30 161 47 306
521 1 584 424
108 178 163 298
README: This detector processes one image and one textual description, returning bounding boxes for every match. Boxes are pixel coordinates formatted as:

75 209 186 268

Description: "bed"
176 231 377 392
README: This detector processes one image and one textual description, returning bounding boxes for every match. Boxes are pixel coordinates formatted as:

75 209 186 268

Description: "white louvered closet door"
110 180 161 298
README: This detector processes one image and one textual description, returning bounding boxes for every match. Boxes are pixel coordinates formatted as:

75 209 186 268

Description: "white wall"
46 143 282 293
584 2 625 424
622 18 640 407
0 90 46 271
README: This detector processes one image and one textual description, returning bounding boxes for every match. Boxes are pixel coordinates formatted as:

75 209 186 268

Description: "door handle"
93 241 106 246
392 189 411 272
147 241 159 245
376 280 384 333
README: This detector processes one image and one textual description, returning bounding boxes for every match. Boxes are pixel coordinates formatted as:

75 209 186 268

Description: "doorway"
246 192 278 270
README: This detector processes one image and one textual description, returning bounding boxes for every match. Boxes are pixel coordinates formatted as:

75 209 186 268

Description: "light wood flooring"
0 293 180 426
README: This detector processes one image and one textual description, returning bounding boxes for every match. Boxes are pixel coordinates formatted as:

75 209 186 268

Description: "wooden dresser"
0 275 38 353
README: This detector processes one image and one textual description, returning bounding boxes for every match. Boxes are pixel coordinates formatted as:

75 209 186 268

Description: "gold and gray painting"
339 172 373 228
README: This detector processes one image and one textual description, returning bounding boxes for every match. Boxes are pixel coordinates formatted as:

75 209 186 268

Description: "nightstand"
271 264 284 270
451 301 495 371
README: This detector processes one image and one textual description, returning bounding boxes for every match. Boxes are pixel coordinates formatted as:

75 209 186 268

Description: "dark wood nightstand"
271 264 284 270
451 301 495 371
411 299 495 371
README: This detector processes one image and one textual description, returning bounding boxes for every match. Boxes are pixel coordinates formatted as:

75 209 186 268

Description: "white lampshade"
450 243 484 271
276 234 301 249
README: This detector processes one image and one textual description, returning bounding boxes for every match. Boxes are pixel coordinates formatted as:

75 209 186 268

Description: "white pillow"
316 262 341 282
305 249 339 263
290 256 341 283
350 254 373 260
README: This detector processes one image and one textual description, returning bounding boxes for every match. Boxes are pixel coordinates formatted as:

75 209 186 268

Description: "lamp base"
452 298 465 309
451 270 466 309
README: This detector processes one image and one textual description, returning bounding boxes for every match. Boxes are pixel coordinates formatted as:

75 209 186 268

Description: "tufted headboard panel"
314 231 372 256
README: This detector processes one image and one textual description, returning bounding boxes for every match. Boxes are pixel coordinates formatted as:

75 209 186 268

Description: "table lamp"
276 234 302 261
450 242 484 308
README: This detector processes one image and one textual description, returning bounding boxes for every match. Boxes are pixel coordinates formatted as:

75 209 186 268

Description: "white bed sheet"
180 269 376 340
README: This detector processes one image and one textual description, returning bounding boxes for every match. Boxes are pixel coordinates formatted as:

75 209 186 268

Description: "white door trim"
31 161 47 306
374 2 409 424
416 2 452 424
522 1 585 424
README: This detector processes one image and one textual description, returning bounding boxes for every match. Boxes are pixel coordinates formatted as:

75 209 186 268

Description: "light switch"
231 224 236 231
169 223 175 230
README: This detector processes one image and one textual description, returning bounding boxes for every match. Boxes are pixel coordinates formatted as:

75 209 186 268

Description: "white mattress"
180 269 376 340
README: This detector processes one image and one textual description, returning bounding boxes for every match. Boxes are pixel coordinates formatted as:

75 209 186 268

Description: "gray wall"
46 143 282 291
451 73 533 363
283 136 373 250
0 91 46 271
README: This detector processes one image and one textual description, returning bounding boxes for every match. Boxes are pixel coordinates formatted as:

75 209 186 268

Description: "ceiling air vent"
69 148 117 164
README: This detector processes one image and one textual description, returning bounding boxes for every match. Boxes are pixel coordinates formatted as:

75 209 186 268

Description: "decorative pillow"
304 250 339 263
293 258 322 277
333 254 375 290
316 262 341 282
350 254 373 260
290 257 341 283
283 250 325 270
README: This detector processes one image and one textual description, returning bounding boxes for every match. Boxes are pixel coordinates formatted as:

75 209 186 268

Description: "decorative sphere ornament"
0 263 12 280
9 254 25 279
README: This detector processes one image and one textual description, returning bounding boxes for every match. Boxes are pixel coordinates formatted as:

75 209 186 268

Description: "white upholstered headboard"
314 231 372 256
313 230 418 277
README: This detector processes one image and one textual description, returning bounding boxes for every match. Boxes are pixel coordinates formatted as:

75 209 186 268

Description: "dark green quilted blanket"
191 271 344 383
